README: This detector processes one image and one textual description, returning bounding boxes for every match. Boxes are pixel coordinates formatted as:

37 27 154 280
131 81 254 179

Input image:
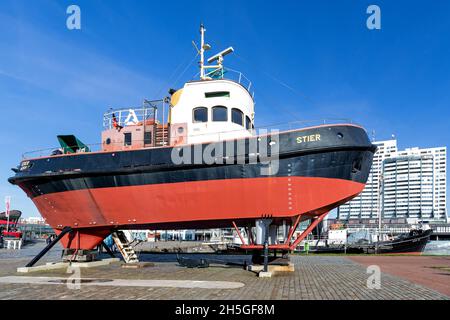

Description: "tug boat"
0 210 23 241
8 25 376 254
351 228 432 254
309 227 432 254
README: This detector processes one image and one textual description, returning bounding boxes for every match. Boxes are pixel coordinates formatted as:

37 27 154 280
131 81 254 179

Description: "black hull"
310 229 432 254
369 229 432 254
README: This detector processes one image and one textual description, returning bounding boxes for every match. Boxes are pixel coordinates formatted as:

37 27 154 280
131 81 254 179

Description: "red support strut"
289 212 328 250
232 221 246 245
284 215 301 246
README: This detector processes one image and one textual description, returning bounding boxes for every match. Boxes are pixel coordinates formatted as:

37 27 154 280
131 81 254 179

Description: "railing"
21 118 356 160
255 118 355 132
223 68 254 98
193 68 255 98
347 226 412 235
22 143 104 160
103 101 164 130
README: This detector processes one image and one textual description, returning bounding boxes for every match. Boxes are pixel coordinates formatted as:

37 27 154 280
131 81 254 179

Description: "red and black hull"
9 124 376 250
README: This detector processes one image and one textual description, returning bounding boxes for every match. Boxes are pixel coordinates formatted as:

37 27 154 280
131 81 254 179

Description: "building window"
144 131 152 145
212 106 228 122
231 108 244 126
193 107 208 123
124 132 132 146
245 116 251 130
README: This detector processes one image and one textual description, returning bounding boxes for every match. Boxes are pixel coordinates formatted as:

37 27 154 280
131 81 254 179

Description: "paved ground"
0 241 448 300
348 255 450 297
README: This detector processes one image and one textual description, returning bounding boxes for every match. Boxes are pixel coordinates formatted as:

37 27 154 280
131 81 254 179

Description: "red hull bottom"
34 177 364 250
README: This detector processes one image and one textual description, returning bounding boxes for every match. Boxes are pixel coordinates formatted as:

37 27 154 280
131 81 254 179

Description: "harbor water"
424 241 450 255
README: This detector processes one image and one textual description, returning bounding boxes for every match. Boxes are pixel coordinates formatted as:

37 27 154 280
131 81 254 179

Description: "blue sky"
0 0 449 218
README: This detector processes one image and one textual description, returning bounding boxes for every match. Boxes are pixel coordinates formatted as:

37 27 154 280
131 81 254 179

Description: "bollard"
263 240 269 272
304 242 310 255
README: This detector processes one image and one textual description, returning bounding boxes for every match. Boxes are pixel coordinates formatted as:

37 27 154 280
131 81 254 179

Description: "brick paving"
0 243 448 300
348 255 450 297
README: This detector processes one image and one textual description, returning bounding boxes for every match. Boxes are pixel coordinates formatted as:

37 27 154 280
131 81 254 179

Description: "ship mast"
197 24 233 80
200 24 206 80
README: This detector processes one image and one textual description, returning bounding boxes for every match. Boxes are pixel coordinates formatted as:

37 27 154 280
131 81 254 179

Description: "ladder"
155 124 169 147
111 231 139 264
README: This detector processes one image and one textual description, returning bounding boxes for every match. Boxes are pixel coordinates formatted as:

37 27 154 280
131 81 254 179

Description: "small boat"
308 227 432 254
0 210 23 240
349 228 432 254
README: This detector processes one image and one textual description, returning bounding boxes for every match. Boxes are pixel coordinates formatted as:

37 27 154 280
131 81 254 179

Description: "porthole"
337 133 344 139
106 138 111 145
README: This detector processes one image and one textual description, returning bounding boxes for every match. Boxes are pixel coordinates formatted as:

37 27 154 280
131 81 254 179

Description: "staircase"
111 231 139 264
155 124 169 147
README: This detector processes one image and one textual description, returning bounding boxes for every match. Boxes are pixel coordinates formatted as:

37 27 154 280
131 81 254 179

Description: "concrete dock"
0 240 448 300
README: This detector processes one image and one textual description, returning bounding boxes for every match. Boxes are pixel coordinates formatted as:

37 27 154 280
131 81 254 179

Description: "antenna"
192 41 200 55
197 24 233 80
207 47 234 64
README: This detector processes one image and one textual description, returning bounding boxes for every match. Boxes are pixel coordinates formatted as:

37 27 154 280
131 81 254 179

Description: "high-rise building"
382 147 447 220
337 140 447 222
337 140 397 220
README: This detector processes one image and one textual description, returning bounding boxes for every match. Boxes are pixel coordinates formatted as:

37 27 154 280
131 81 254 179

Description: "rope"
171 52 199 88
233 52 320 110
152 52 199 99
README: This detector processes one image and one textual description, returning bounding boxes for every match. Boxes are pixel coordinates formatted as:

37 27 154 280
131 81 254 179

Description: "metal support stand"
263 241 269 272
25 226 72 268
263 222 269 273
101 241 116 258
241 212 329 251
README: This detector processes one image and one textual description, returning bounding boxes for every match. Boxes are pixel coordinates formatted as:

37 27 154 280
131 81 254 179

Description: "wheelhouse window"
193 107 208 123
124 132 132 146
231 108 244 126
205 91 230 98
212 106 228 122
245 116 251 130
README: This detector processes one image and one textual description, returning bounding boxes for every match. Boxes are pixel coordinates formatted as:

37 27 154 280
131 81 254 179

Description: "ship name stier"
296 134 321 144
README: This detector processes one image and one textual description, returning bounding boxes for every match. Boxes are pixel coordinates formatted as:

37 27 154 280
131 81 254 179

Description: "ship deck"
0 240 448 300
